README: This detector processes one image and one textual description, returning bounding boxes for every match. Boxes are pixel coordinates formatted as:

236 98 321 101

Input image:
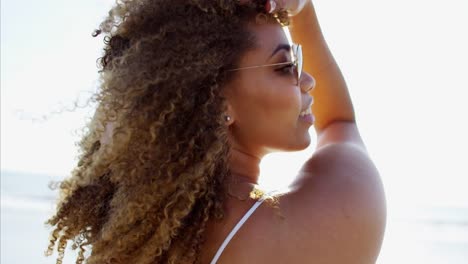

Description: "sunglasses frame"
227 43 303 86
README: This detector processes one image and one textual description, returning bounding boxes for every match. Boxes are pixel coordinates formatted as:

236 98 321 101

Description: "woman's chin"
280 134 312 152
294 135 312 151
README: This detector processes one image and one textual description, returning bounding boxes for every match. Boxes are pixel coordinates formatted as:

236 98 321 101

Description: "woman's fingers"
266 0 308 16
236 0 307 17
265 0 277 13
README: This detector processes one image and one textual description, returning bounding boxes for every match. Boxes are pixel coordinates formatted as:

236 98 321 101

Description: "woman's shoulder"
233 122 387 263
203 121 387 263
263 138 386 263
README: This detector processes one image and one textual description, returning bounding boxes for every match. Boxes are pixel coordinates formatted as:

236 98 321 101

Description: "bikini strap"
209 195 268 264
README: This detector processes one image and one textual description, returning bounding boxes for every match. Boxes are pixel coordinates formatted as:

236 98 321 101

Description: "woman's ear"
221 84 236 126
224 102 235 126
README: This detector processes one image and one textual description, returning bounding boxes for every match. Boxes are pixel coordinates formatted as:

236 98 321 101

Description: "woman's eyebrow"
269 43 291 59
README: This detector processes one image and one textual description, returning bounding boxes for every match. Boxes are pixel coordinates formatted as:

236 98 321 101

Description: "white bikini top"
209 194 269 264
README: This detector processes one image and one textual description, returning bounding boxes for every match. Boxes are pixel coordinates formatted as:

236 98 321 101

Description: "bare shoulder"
273 125 387 263
208 122 387 263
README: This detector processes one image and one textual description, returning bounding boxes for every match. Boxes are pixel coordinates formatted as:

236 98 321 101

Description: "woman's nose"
299 71 315 93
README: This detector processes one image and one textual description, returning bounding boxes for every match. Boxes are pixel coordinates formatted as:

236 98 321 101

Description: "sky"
2 0 468 211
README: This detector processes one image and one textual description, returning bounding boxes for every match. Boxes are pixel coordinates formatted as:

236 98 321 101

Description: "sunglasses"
227 43 303 86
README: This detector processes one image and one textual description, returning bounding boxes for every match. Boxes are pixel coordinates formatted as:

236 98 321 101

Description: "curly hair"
45 1 289 263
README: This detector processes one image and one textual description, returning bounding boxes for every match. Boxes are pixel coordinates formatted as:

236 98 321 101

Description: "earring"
225 115 231 122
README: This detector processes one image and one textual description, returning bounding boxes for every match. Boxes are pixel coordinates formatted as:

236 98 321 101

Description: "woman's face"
224 22 315 158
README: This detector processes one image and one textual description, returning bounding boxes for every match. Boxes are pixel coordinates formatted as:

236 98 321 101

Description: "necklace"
226 176 265 201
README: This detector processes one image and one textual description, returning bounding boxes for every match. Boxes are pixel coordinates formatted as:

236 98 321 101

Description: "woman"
46 0 386 263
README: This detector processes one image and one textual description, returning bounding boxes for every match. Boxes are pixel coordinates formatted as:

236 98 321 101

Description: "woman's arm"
278 2 386 263
289 1 362 149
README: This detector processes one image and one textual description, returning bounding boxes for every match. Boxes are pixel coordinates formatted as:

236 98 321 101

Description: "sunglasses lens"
296 45 302 85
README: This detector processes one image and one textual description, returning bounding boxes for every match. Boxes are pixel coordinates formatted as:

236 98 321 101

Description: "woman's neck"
228 147 261 184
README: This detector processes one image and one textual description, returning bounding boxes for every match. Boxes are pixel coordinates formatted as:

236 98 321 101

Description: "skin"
224 22 315 184
95 2 386 263
200 1 386 263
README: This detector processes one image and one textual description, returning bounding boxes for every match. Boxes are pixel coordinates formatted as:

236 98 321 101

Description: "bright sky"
2 0 467 211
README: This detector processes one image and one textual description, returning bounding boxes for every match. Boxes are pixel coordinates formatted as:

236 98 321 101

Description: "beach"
378 207 468 264
2 170 467 264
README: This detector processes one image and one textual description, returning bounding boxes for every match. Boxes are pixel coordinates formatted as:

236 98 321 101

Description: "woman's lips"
299 113 315 124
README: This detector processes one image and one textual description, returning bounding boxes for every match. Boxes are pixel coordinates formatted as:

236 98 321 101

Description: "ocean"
1 170 467 264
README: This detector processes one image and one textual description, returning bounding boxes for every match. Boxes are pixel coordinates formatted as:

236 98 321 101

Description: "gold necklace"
226 177 265 201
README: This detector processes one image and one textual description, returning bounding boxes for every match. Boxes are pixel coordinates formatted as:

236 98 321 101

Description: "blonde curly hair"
45 0 288 263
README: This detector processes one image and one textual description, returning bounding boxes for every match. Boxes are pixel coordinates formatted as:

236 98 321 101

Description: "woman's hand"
238 0 309 16
264 0 310 16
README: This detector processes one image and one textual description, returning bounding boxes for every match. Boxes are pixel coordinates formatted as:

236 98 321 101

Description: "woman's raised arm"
275 2 387 263
289 1 363 150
